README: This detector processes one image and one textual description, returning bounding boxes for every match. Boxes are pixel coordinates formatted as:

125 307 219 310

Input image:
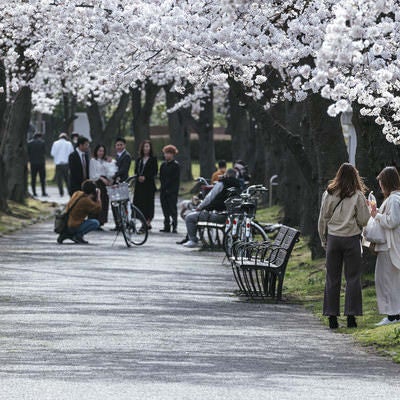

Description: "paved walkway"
0 187 399 399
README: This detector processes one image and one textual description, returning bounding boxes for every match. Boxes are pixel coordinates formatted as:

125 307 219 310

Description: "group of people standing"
48 132 182 244
318 163 400 329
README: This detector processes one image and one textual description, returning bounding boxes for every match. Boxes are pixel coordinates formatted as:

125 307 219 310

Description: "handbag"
54 195 84 234
363 217 386 244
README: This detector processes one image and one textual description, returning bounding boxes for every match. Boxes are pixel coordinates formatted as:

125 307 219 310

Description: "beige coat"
318 190 370 247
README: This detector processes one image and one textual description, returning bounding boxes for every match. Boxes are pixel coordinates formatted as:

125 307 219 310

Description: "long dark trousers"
30 163 46 195
160 192 178 230
55 164 69 196
323 234 363 316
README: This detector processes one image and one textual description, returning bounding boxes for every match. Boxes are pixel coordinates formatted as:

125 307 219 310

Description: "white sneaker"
183 240 200 248
375 317 400 327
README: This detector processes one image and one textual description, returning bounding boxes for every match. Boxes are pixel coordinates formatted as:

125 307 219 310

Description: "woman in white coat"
89 144 117 227
370 166 400 326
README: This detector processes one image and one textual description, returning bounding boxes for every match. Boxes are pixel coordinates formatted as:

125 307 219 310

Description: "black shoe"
159 228 170 233
72 235 89 244
42 193 49 197
176 237 189 245
328 316 339 329
347 315 357 328
32 192 37 197
172 229 178 234
57 232 72 244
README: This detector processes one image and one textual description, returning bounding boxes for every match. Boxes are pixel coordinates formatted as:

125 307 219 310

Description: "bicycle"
107 178 148 247
223 185 270 258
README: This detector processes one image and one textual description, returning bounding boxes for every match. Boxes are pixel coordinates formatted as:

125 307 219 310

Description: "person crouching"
57 180 102 244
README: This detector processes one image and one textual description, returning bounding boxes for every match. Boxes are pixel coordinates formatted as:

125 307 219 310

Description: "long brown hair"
327 163 367 198
377 166 400 198
139 140 153 158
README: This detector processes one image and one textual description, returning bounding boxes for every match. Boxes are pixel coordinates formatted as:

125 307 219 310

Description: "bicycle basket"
224 197 242 214
106 182 130 201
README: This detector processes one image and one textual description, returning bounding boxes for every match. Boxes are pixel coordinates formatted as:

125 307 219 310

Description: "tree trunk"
0 59 8 211
188 87 215 180
131 81 160 156
61 80 77 134
87 92 130 153
102 92 129 152
3 86 32 203
352 104 400 200
227 86 250 161
86 97 104 145
165 86 192 181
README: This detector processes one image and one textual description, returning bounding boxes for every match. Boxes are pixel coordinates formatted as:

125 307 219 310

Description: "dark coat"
114 150 132 182
159 159 180 195
204 176 241 211
69 150 90 195
133 156 158 220
27 137 46 165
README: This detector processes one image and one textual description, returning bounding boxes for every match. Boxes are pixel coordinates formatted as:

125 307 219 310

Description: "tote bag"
363 217 386 244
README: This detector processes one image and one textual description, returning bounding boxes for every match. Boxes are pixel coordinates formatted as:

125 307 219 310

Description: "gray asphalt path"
0 187 399 399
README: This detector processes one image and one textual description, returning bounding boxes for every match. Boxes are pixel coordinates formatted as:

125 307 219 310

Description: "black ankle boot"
347 315 357 328
329 316 338 329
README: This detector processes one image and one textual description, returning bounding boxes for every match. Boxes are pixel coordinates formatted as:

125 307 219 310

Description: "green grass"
0 198 57 234
254 204 400 363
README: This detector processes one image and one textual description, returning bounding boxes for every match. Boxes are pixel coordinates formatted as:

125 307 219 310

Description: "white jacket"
375 191 400 269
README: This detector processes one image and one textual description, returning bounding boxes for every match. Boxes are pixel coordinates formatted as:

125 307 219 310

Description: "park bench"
230 225 300 300
196 211 227 250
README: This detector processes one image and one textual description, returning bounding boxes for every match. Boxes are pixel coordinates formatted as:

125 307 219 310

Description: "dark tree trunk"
131 81 160 156
0 59 8 211
102 92 130 152
86 92 130 153
86 97 104 145
0 59 6 134
165 86 192 181
3 86 32 203
61 80 77 134
227 86 250 161
352 104 400 200
187 87 215 180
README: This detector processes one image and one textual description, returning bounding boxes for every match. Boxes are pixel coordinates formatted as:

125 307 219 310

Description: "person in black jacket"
68 136 90 195
159 144 180 233
114 137 132 183
134 140 158 229
180 168 241 247
27 132 48 197
110 137 132 231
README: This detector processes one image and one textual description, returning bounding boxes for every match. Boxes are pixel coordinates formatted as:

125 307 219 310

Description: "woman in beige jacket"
318 163 370 329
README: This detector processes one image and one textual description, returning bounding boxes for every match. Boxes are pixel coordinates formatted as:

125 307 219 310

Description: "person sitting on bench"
179 168 241 248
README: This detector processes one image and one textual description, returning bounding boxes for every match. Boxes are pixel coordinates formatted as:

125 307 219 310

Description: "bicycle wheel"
118 201 132 248
223 227 234 257
126 205 148 246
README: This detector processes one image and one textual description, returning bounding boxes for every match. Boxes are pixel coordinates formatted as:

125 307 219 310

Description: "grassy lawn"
255 204 400 363
0 198 57 235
